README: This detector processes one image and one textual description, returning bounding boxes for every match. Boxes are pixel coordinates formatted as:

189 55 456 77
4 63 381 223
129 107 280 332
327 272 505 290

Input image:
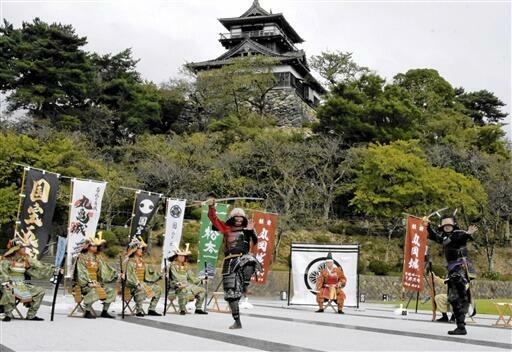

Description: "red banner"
402 216 428 292
250 212 278 285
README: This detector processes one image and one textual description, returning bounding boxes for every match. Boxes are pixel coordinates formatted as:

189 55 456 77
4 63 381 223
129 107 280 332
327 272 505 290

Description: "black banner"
18 168 59 258
129 191 161 241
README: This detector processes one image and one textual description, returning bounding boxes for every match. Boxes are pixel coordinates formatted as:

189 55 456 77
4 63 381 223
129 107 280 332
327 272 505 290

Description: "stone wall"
264 88 317 126
206 271 512 300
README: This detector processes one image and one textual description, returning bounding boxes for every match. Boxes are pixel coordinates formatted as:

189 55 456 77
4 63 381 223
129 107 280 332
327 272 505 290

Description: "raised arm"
207 201 230 235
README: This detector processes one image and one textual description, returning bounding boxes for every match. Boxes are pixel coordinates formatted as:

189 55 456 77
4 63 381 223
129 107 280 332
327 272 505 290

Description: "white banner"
290 243 359 308
161 198 186 267
66 179 106 276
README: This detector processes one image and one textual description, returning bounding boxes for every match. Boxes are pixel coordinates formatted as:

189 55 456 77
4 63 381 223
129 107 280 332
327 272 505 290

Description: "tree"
310 51 369 87
315 74 422 144
0 19 94 124
349 140 488 262
393 69 455 113
189 55 278 121
350 140 487 219
306 136 352 221
456 89 508 125
474 157 512 272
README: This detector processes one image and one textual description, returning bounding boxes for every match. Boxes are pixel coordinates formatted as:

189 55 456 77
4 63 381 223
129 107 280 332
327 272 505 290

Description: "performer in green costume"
168 244 207 315
0 233 55 321
124 236 162 317
74 232 117 319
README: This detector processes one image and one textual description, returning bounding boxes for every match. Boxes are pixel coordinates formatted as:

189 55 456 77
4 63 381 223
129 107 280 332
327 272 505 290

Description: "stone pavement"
0 296 510 351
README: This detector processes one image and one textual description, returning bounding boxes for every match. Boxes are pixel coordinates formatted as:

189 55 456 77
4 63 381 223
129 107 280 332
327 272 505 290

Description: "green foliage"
100 230 119 246
103 245 122 258
0 18 93 120
313 234 331 244
192 55 278 120
310 50 369 87
350 140 488 219
393 69 456 112
368 260 391 275
431 263 447 278
315 73 422 144
456 88 508 125
481 271 500 280
112 227 130 247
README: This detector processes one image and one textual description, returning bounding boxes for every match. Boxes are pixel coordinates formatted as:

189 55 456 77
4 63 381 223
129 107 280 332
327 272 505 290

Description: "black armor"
428 217 474 335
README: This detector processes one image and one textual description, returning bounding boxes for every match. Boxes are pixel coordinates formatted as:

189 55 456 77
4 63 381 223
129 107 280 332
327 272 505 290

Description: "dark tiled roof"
240 0 270 17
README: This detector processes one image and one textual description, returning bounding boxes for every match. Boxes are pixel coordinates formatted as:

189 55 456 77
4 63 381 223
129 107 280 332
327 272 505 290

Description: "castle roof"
218 1 304 43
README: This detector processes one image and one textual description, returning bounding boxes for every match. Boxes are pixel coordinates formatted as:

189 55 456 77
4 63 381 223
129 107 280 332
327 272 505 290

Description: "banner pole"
127 191 138 240
13 167 28 237
415 291 419 313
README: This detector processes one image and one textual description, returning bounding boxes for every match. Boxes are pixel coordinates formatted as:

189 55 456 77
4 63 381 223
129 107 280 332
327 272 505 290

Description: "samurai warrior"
426 212 477 335
74 233 118 319
124 237 162 317
167 243 207 315
207 198 259 329
315 252 347 314
0 234 56 321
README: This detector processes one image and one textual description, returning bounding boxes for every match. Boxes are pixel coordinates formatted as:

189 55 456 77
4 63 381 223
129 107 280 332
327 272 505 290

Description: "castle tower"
187 0 325 126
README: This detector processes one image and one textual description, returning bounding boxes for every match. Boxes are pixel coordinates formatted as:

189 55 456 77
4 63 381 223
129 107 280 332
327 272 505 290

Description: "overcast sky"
2 0 511 137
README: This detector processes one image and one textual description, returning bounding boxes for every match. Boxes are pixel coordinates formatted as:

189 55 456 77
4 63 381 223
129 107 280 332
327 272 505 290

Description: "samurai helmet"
325 251 333 262
226 208 248 227
439 209 458 232
126 236 147 257
90 231 107 247
169 243 191 261
2 231 31 257
77 231 107 253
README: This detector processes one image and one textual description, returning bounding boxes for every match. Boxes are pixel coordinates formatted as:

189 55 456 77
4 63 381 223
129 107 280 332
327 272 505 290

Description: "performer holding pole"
207 198 259 329
425 210 477 335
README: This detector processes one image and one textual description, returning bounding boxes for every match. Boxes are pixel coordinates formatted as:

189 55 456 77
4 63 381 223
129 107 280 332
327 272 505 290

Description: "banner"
250 211 278 285
161 198 186 267
290 244 359 308
402 216 428 292
130 191 161 242
17 168 59 258
197 203 228 278
66 179 106 274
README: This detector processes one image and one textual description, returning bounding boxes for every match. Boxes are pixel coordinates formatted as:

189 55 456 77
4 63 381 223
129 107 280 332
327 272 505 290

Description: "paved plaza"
0 296 510 351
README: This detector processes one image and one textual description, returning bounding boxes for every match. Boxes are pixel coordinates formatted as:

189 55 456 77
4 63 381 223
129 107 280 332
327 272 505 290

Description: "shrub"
481 271 500 280
431 263 447 278
313 234 331 244
112 227 130 246
327 222 344 235
369 260 391 276
101 230 119 246
104 245 122 258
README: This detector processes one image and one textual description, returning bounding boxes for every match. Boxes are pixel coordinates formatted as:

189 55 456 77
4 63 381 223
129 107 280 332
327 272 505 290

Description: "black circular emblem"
304 256 342 295
169 205 182 218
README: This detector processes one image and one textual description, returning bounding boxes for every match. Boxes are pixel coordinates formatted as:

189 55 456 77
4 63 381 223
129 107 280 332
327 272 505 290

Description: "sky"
1 0 511 137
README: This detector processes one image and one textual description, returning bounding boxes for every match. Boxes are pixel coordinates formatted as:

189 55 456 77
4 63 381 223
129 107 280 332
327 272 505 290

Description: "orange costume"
316 266 347 313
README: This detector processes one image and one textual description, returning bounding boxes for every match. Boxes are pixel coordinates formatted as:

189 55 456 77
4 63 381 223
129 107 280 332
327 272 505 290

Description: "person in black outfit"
207 198 259 329
426 214 477 335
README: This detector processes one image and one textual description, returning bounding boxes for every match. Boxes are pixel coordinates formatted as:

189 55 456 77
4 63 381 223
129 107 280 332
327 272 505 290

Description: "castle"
187 0 325 126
